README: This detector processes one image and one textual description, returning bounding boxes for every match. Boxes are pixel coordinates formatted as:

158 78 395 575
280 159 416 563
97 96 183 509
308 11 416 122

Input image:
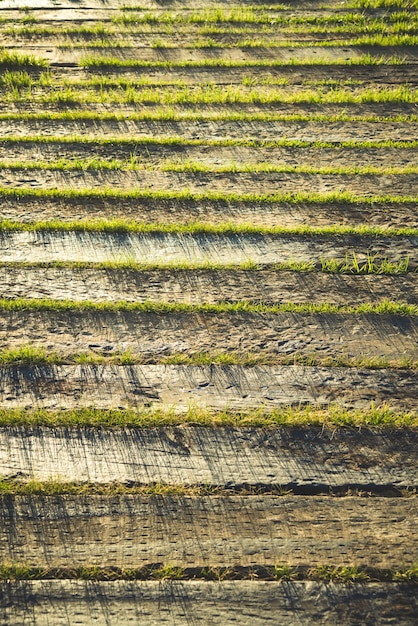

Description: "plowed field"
0 0 417 624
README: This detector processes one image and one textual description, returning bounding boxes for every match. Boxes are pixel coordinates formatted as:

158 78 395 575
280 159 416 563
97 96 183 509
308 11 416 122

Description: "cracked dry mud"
0 0 417 624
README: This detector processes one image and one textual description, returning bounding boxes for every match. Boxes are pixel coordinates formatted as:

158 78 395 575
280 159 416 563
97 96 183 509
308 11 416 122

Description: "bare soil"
1 364 417 410
1 494 417 568
1 426 417 486
1 267 416 305
2 581 417 626
0 309 417 360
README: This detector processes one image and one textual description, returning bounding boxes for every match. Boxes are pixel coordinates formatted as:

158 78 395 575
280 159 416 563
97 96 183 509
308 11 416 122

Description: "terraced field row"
0 0 417 624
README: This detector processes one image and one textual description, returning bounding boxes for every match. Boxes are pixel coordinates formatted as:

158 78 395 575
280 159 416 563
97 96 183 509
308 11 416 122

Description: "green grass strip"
1 159 417 175
1 219 417 237
1 135 417 149
0 111 414 123
0 563 416 583
0 255 412 273
0 188 416 205
0 346 416 369
0 403 416 428
0 298 416 315
80 55 411 70
0 479 414 498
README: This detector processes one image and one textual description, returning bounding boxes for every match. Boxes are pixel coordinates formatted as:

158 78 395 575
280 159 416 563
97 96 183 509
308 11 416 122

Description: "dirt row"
1 119 415 143
2 142 415 170
1 169 416 196
1 364 417 410
0 232 415 266
1 494 417 568
1 425 417 486
13 64 418 86
2 267 416 305
1 197 416 228
2 580 416 626
6 45 418 66
1 309 417 360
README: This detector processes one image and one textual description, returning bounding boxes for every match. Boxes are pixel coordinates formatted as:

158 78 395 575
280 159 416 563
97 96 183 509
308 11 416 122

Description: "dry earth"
0 0 417 623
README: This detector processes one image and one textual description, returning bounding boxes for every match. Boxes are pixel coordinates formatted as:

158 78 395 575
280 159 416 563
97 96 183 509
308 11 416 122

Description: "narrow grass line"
28 34 418 48
7 24 418 40
0 346 416 370
0 111 415 123
6 85 417 106
0 479 414 498
80 55 411 70
1 159 417 175
1 136 417 150
0 563 416 583
0 254 412 274
0 298 416 315
1 220 417 237
0 403 415 428
0 188 416 205
348 0 418 8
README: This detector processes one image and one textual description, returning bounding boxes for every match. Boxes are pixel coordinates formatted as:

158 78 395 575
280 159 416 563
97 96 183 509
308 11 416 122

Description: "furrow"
0 169 416 195
0 309 416 360
4 45 418 66
1 143 415 170
0 494 417 568
0 119 414 142
0 425 416 486
0 364 417 410
0 196 416 228
1 581 416 626
0 231 415 265
1 267 416 305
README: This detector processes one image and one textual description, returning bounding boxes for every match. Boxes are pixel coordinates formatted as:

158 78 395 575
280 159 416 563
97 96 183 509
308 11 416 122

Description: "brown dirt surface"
1 581 416 626
1 267 416 305
1 426 417 487
0 309 417 360
1 494 417 568
1 364 417 410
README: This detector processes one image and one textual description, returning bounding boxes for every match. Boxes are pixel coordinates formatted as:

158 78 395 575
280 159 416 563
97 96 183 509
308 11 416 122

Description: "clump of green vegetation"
0 49 48 71
321 253 410 274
